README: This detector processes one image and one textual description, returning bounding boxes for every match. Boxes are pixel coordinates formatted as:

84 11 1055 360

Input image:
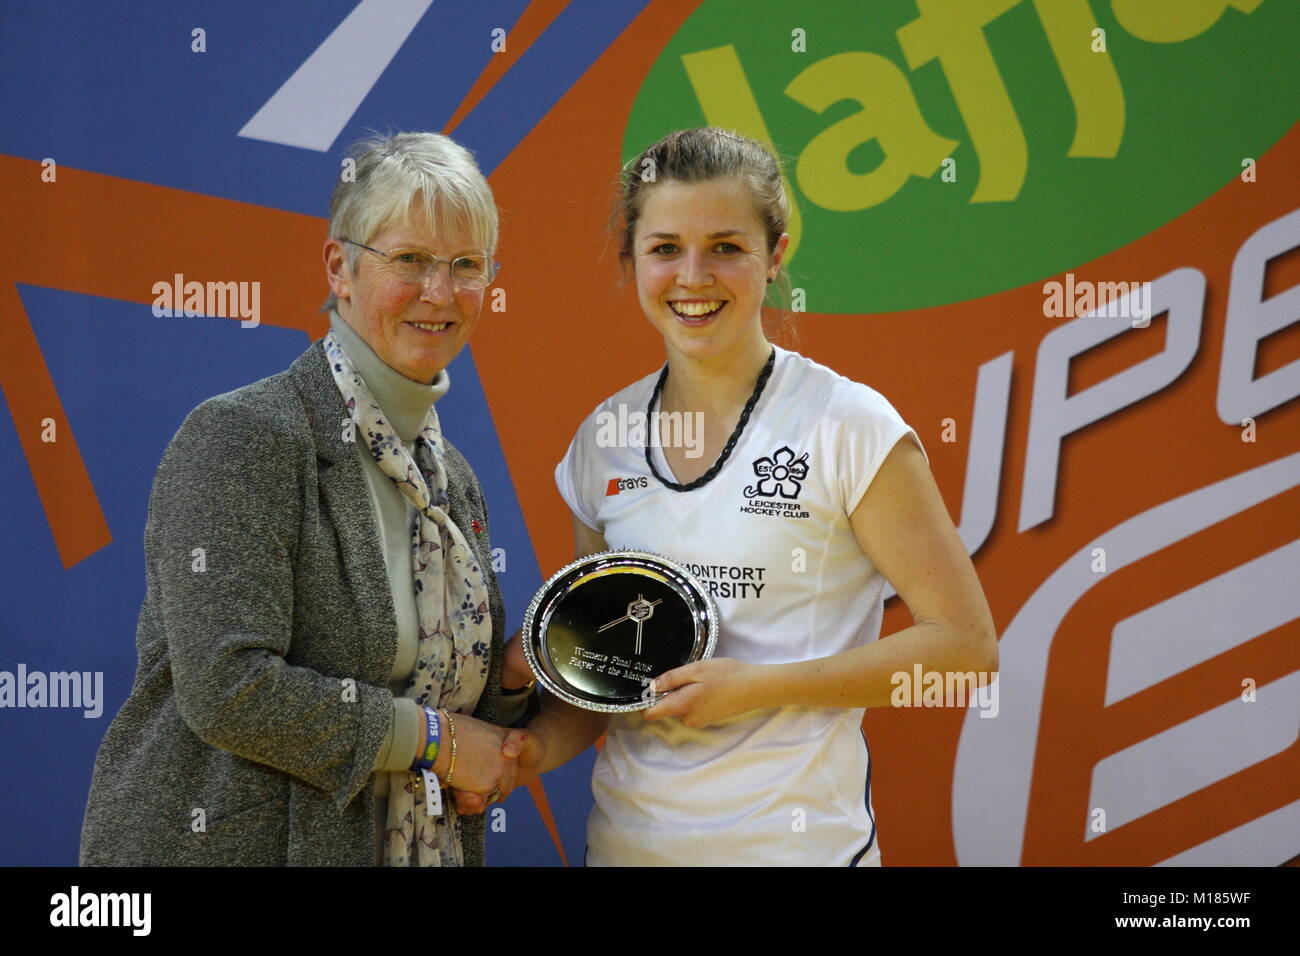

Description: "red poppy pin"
470 518 484 536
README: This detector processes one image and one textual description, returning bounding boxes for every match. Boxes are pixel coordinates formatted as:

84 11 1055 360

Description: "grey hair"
322 131 499 312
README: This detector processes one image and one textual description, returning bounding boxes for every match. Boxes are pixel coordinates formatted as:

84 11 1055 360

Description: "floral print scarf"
324 332 491 867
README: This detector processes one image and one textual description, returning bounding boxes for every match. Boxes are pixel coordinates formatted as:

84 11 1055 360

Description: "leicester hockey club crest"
744 446 809 499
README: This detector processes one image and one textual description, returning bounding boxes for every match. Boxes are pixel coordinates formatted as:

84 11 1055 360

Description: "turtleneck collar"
328 310 450 442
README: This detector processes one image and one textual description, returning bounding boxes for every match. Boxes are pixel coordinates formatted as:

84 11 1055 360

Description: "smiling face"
632 177 787 367
324 201 486 383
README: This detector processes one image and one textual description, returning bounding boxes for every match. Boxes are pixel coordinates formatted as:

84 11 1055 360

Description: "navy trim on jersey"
849 730 877 866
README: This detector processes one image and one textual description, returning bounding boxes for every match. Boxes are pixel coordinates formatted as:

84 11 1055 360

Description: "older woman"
79 131 539 867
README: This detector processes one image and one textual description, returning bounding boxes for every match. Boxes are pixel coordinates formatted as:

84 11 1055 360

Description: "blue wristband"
413 706 441 771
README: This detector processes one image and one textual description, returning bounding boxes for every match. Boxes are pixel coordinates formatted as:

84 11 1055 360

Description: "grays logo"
605 476 649 496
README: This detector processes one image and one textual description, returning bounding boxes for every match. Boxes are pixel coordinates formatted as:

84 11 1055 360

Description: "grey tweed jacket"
80 338 512 866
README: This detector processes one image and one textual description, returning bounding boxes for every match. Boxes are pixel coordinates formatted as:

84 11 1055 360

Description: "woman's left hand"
642 658 768 729
501 629 534 692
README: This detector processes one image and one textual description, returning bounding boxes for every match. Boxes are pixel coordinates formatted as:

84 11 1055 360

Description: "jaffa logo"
623 0 1295 313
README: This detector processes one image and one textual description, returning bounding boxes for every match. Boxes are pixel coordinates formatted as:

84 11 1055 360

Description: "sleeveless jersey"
555 345 927 866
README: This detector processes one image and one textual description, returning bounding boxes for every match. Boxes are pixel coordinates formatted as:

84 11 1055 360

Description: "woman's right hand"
452 728 546 815
434 712 518 802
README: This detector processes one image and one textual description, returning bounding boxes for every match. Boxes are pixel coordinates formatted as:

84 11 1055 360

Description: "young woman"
496 127 997 866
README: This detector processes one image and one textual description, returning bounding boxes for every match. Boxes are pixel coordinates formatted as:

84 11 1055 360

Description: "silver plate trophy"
522 550 719 712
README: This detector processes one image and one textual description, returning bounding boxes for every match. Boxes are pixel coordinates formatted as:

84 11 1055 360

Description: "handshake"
440 630 546 814
443 713 546 815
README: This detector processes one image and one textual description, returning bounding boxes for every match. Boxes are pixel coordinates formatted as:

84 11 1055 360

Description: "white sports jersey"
555 345 927 866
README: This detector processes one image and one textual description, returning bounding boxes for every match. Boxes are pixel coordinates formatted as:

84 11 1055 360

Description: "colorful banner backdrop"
2 0 1296 866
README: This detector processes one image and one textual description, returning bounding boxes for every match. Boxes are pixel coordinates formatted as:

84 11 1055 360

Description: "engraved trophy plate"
522 550 719 712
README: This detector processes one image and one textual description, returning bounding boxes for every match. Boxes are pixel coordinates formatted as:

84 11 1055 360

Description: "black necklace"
644 348 776 492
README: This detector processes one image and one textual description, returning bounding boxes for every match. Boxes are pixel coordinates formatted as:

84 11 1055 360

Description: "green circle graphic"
623 0 1299 313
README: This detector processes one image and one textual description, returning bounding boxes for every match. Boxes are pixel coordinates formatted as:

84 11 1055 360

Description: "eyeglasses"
340 238 500 290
